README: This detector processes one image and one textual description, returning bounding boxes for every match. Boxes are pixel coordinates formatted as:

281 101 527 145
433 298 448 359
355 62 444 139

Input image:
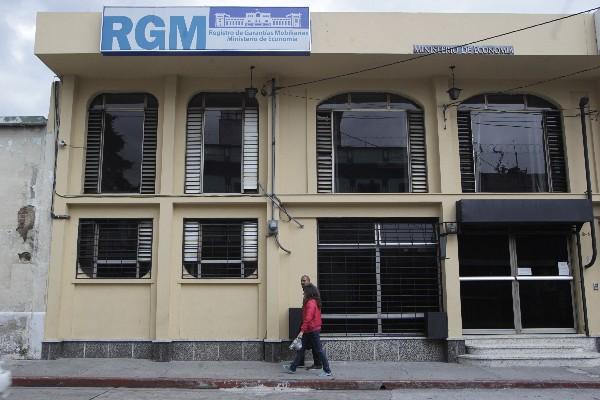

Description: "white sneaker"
0 362 12 399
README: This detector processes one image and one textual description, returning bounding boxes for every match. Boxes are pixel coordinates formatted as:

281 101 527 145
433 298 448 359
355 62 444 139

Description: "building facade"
35 10 600 362
0 116 52 359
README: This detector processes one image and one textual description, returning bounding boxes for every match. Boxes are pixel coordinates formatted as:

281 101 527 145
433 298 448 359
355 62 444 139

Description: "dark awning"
456 199 592 227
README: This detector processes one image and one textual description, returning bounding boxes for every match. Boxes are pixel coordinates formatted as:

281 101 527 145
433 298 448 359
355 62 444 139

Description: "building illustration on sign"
214 11 302 28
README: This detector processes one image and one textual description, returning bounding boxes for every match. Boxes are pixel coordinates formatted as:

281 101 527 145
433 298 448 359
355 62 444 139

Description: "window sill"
72 279 154 284
178 279 261 285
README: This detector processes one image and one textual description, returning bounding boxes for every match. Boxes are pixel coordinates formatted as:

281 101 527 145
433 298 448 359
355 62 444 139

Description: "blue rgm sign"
101 6 311 55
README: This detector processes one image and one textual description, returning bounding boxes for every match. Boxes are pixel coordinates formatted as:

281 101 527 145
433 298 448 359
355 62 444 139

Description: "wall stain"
16 205 35 242
18 252 31 263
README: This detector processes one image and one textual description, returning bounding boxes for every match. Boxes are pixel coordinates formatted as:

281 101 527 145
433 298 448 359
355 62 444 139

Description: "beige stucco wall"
37 11 600 343
35 12 597 56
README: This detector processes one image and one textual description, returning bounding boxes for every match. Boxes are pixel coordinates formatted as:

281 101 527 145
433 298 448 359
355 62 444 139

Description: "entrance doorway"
459 233 575 333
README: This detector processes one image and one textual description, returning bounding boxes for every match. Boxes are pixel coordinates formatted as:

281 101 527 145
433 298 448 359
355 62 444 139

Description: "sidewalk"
5 359 600 390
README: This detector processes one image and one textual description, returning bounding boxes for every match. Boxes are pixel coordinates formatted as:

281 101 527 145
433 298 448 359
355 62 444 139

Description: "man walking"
298 275 323 369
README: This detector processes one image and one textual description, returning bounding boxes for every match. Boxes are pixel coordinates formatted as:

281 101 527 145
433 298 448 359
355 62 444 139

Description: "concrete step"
464 336 597 351
458 352 600 368
466 345 585 356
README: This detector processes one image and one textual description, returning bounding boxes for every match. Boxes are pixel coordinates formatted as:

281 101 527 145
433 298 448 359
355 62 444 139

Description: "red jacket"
301 298 322 333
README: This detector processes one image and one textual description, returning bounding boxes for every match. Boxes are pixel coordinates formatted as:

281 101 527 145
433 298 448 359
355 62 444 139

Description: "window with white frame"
76 219 153 279
182 219 258 278
317 219 440 336
185 93 258 194
316 93 427 193
84 93 158 194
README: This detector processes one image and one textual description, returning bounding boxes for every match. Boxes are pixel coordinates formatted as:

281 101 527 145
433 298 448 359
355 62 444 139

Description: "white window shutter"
140 107 158 194
457 110 476 193
185 107 203 194
544 110 567 192
408 111 428 193
183 221 201 263
242 221 258 262
243 108 259 192
83 110 103 193
137 221 153 263
316 112 333 193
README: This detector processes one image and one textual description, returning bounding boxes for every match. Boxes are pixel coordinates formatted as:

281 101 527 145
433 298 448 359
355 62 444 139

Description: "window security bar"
183 219 258 279
322 313 425 319
76 219 153 279
317 220 441 336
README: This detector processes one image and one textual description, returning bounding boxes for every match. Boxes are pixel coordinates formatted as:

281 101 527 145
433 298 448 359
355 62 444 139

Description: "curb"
12 377 600 390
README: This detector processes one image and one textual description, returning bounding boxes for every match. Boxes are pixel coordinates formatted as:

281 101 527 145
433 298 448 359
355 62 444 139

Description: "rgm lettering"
101 15 206 51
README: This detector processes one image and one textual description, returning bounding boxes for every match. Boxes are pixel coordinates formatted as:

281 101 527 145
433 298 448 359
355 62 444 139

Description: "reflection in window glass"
334 111 408 193
472 112 548 192
203 110 242 193
101 111 144 193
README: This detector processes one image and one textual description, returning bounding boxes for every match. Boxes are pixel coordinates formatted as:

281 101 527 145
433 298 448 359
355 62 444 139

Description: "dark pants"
297 338 322 367
290 330 331 373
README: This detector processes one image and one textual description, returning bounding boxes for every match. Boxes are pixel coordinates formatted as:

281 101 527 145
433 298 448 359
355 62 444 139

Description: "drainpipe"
576 233 590 336
270 79 276 222
579 97 597 269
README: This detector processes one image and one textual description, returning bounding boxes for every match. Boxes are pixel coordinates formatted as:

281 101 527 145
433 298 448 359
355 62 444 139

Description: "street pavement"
4 359 600 391
7 388 600 400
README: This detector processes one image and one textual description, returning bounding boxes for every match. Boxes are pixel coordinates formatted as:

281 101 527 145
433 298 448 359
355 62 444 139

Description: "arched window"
457 94 567 192
316 92 427 193
84 93 158 194
184 93 259 194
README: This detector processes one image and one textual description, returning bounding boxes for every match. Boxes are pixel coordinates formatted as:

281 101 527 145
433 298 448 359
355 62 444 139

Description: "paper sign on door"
518 267 532 276
558 262 570 276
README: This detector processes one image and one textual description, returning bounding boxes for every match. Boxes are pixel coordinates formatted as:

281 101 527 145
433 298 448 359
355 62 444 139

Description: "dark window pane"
318 249 377 314
184 220 257 279
100 110 144 193
189 94 204 108
380 247 439 314
382 319 425 335
460 281 515 329
200 262 242 278
321 318 378 335
458 95 486 110
472 111 548 192
318 221 375 244
90 95 103 109
349 92 387 108
334 111 409 193
515 235 569 276
389 94 420 111
77 220 146 278
526 95 556 110
204 93 243 108
486 94 525 110
201 224 242 260
519 280 574 329
203 110 242 193
317 94 349 110
104 93 146 109
379 223 436 244
459 235 511 276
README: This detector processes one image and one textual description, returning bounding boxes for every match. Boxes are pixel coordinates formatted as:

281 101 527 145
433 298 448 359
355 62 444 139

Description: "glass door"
515 235 575 332
459 235 516 332
459 232 576 334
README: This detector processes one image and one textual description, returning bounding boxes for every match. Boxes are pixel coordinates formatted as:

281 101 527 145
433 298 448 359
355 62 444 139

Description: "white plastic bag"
289 337 303 351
